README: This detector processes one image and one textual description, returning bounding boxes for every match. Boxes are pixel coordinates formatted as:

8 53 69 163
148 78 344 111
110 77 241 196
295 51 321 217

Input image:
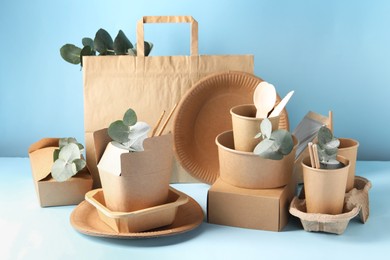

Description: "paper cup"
302 155 349 214
230 104 280 152
338 138 359 192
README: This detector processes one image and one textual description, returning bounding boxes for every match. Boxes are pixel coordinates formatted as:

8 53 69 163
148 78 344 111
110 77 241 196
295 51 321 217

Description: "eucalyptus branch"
60 28 153 68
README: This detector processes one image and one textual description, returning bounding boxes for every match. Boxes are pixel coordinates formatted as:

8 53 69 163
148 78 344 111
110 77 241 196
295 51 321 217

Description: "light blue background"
1 0 389 160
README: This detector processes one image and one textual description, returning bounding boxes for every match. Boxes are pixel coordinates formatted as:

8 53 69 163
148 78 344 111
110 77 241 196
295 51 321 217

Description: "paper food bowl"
216 130 297 189
85 187 189 233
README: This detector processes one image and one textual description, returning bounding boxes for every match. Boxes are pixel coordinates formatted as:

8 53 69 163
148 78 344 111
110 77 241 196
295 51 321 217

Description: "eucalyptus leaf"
125 132 148 151
59 137 84 152
108 120 130 143
324 139 340 150
144 41 153 56
260 119 272 139
318 126 333 146
58 143 81 162
254 139 275 155
51 160 77 182
60 44 81 64
94 28 114 54
114 30 133 55
76 143 84 152
262 151 284 160
254 132 263 139
254 117 294 160
271 130 294 155
59 137 77 147
59 138 68 148
53 149 60 162
128 48 137 56
128 122 150 139
80 46 96 66
262 151 283 160
82 37 94 49
111 141 130 150
73 158 86 172
317 125 340 165
317 149 328 163
123 108 137 126
135 41 153 56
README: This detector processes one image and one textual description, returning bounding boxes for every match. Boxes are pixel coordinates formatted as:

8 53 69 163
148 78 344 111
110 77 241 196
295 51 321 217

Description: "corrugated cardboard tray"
289 176 371 234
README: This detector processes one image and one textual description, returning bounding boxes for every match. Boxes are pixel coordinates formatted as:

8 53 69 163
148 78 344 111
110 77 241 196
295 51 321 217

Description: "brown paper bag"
83 16 254 187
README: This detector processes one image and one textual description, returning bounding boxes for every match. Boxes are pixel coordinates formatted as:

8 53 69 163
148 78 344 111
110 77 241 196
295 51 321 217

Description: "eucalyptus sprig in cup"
302 126 350 214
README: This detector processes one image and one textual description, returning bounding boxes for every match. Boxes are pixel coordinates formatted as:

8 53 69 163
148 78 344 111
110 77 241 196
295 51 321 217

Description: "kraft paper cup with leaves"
302 155 350 215
230 104 280 152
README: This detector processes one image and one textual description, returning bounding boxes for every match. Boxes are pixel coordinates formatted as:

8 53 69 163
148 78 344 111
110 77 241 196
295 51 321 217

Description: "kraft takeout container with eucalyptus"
28 138 93 207
93 128 173 212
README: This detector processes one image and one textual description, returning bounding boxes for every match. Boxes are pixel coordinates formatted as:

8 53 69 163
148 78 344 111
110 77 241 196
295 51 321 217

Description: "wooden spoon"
253 82 276 118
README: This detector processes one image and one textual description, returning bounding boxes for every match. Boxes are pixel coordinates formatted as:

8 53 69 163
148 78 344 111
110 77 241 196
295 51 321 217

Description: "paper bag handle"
137 16 199 56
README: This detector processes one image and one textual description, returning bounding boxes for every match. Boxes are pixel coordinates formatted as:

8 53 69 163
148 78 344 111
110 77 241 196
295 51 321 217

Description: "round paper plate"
173 71 289 184
70 195 204 239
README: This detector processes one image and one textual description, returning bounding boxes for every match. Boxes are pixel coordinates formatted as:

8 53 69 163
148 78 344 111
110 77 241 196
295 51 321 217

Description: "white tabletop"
0 158 388 260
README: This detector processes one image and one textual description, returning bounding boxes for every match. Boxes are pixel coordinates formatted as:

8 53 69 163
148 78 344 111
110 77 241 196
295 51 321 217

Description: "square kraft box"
28 138 93 207
207 178 296 231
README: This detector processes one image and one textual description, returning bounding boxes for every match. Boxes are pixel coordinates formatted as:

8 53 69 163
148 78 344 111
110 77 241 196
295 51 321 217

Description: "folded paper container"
85 187 189 233
28 138 93 207
93 129 173 212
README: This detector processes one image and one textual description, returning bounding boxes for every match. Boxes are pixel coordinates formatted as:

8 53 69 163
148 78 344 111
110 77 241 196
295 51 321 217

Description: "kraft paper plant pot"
216 130 297 189
338 138 359 192
95 130 173 212
230 104 280 152
302 155 350 214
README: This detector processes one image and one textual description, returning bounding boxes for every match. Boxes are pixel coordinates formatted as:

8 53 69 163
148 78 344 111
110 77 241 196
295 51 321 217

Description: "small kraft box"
207 178 295 231
28 138 93 207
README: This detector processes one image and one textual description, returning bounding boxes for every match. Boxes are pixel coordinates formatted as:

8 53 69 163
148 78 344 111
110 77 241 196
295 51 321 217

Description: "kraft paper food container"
338 138 359 192
28 138 93 207
216 130 297 189
85 187 189 233
207 177 295 231
230 104 280 152
302 156 350 215
94 128 173 212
